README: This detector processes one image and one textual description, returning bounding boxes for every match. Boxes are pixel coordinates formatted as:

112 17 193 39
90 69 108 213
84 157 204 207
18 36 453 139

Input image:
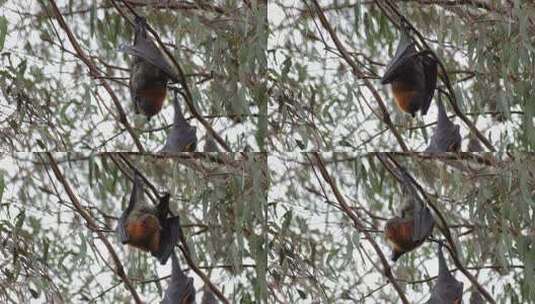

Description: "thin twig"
309 0 409 152
44 0 144 152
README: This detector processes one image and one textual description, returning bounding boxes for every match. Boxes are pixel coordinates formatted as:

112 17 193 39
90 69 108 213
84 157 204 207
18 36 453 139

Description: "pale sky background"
0 0 262 152
268 1 522 152
0 155 255 303
268 153 509 303
0 0 527 303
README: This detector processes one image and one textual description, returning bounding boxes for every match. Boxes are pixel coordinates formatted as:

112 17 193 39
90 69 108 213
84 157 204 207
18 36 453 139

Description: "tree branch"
44 153 143 303
310 152 410 304
44 0 144 152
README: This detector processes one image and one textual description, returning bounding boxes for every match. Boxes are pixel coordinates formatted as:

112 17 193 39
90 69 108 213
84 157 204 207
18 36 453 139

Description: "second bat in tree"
427 242 464 303
162 251 195 304
161 91 197 153
425 93 461 152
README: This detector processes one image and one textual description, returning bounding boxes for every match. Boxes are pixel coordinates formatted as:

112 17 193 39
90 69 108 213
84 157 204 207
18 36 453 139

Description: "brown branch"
44 153 143 303
177 239 230 304
309 0 409 152
44 0 144 152
310 152 410 304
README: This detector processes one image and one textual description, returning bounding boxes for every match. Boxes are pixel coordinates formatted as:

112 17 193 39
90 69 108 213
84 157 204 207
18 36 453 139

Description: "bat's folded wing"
381 31 418 85
161 126 197 153
420 55 438 115
412 206 434 242
161 95 197 153
154 216 182 265
116 173 143 244
116 213 129 244
119 43 180 83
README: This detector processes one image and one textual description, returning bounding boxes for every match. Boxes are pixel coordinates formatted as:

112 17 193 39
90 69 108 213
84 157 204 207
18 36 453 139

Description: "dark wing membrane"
201 286 218 304
429 243 464 303
172 94 189 128
161 95 197 153
116 212 130 244
381 30 418 84
470 291 484 304
119 17 179 82
203 137 219 152
156 192 171 220
420 55 438 115
154 216 181 265
426 97 461 152
412 206 434 242
161 128 197 153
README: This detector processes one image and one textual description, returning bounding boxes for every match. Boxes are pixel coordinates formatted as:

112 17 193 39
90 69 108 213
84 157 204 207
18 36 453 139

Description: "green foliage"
268 1 535 151
0 153 268 303
269 153 535 303
0 0 267 151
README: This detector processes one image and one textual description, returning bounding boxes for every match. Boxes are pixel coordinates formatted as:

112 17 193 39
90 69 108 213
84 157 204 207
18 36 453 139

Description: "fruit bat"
116 172 181 265
160 92 197 153
470 290 484 304
381 27 438 117
120 16 179 120
384 171 435 261
427 242 464 304
425 94 461 152
162 251 195 304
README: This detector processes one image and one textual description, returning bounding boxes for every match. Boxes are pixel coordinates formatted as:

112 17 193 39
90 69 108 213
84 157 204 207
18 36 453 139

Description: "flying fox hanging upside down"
381 26 438 117
384 170 435 261
160 91 197 153
162 251 195 304
116 172 181 265
425 93 461 152
120 16 180 120
427 242 464 304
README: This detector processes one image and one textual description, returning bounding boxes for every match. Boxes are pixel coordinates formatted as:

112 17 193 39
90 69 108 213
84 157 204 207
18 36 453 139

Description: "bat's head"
391 250 403 262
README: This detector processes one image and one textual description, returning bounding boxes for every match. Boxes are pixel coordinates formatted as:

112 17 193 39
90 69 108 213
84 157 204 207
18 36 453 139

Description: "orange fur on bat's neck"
125 213 161 253
384 216 424 261
138 86 167 117
391 81 418 115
